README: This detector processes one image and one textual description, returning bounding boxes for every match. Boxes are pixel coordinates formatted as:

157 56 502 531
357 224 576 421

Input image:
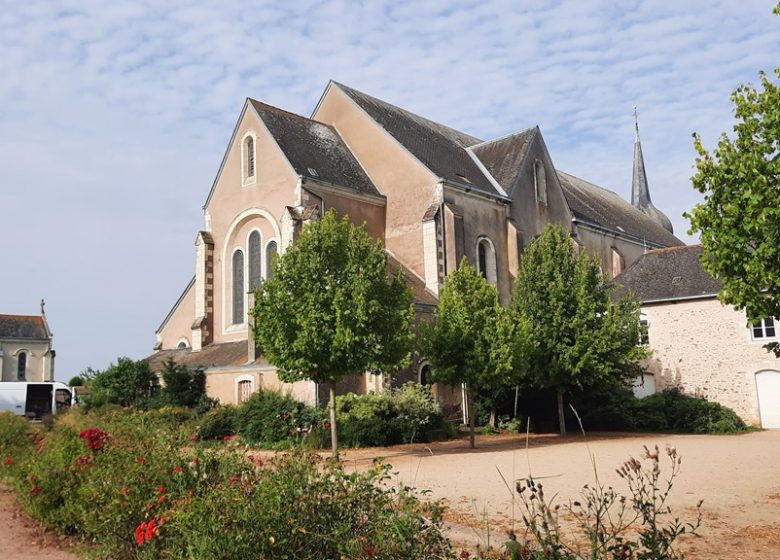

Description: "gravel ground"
339 430 780 559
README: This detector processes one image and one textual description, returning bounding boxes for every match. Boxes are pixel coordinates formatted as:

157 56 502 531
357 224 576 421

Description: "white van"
0 382 74 420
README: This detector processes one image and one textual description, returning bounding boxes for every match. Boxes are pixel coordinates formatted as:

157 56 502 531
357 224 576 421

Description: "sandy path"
0 484 78 560
339 430 780 559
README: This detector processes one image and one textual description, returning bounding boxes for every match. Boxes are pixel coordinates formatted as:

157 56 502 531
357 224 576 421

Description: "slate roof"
469 127 537 194
332 82 503 197
250 99 381 197
612 245 722 302
557 171 683 248
146 341 268 373
0 315 50 339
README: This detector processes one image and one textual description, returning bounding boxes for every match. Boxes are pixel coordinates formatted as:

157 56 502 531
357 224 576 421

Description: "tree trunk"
489 408 497 428
329 381 338 458
557 388 566 436
468 387 476 449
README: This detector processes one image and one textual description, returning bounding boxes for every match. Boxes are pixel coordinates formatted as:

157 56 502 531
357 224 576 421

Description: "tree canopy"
511 225 644 434
422 258 524 448
80 357 158 410
251 209 414 454
687 66 780 354
160 358 206 408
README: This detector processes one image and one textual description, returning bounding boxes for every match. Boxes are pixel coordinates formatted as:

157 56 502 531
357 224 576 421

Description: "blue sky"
1 0 778 380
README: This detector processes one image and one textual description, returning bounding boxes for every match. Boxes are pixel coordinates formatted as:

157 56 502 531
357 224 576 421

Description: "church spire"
631 108 673 233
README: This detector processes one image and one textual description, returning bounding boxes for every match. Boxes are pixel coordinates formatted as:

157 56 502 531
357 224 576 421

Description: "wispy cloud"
1 0 778 377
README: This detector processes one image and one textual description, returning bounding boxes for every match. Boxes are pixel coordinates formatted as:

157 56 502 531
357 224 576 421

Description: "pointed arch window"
17 352 26 381
265 240 278 280
232 249 245 324
248 231 262 290
244 136 255 180
477 237 497 286
534 159 547 205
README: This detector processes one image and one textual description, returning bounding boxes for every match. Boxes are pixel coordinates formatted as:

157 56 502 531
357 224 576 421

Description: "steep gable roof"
557 171 683 248
613 245 722 302
469 127 538 194
331 82 503 197
0 315 50 339
250 100 380 197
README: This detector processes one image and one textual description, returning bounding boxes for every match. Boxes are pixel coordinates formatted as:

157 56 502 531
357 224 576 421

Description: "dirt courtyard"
340 430 780 559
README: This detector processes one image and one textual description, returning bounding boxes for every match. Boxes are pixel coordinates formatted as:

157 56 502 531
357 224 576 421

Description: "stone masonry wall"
642 297 780 425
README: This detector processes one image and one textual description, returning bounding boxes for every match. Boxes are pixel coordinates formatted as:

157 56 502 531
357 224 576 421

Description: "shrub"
338 392 397 447
0 412 35 469
160 358 206 408
575 385 750 434
390 382 444 442
196 406 237 440
80 357 159 410
6 408 455 560
235 390 321 447
160 452 454 560
337 383 444 447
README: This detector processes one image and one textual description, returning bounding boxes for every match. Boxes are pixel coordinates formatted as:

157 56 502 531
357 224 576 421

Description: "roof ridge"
0 314 44 320
469 125 538 149
249 98 328 127
332 82 483 145
645 244 701 255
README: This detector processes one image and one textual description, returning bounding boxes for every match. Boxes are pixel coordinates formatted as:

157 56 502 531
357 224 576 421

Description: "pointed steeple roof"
631 109 673 233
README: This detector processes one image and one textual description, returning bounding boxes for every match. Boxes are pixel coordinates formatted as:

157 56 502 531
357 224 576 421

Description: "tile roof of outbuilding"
557 171 683 248
146 341 266 372
612 245 722 302
332 82 503 197
250 99 381 197
469 127 538 194
0 315 50 339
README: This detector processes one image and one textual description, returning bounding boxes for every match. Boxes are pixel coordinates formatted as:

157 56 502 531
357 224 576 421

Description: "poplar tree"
251 210 414 456
511 225 644 435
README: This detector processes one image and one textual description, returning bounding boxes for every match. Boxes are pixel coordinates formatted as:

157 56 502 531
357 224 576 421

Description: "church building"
147 82 682 409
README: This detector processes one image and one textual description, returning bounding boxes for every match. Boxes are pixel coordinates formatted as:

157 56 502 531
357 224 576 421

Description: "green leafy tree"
80 357 158 410
251 210 414 456
687 57 780 354
422 259 524 448
511 225 644 435
160 358 206 408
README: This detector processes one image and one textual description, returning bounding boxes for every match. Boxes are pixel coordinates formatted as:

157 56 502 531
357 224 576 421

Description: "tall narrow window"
638 315 650 346
611 247 624 278
17 352 26 381
534 159 547 205
248 231 262 290
237 380 252 404
476 237 497 285
265 240 278 280
232 249 245 324
244 136 255 179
